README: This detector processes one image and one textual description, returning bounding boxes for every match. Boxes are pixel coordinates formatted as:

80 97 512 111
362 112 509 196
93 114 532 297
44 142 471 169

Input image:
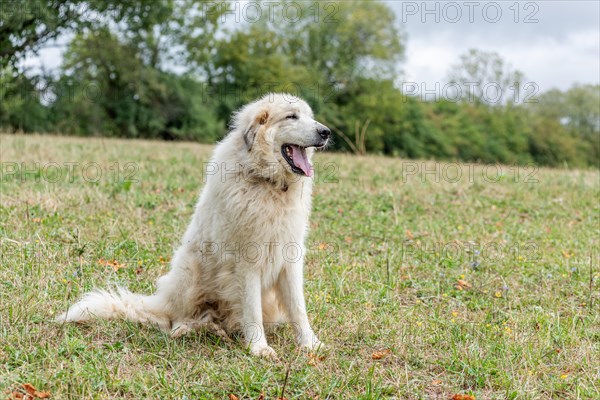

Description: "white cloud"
499 29 600 91
403 27 600 92
392 0 600 91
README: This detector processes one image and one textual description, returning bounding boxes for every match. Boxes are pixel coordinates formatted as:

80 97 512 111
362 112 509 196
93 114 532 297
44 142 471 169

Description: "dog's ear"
243 109 269 151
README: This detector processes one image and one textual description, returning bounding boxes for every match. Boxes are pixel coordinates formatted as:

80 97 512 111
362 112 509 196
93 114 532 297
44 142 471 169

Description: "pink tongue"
291 145 313 177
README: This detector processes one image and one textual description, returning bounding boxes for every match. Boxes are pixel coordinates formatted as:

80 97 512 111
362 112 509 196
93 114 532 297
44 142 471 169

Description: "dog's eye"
286 114 298 120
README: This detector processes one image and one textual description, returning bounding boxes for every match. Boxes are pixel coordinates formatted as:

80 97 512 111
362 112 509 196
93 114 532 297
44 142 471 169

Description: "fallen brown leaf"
450 394 475 400
371 349 391 360
10 384 51 399
23 384 37 396
228 395 239 400
456 279 473 289
307 352 325 366
97 258 126 272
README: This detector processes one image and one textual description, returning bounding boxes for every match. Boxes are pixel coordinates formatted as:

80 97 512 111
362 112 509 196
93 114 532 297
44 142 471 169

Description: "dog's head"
233 93 330 184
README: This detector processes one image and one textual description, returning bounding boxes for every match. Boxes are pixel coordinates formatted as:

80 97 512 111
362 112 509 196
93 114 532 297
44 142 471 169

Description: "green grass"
1 134 598 399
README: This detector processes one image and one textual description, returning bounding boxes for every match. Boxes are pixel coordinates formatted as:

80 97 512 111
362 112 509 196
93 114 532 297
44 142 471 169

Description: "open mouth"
281 144 318 177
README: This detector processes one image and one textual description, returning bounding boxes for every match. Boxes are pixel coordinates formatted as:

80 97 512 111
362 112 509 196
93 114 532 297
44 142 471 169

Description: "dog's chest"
250 196 308 246
258 192 310 272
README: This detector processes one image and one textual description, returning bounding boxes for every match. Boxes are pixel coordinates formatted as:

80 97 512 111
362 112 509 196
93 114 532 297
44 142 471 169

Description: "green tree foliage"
448 48 525 106
527 84 600 167
0 0 174 69
1 0 598 167
200 1 404 117
51 29 221 140
1 0 225 140
0 66 49 131
276 0 405 86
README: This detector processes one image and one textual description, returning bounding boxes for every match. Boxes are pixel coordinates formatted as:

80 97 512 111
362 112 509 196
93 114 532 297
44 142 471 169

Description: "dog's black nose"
317 127 331 140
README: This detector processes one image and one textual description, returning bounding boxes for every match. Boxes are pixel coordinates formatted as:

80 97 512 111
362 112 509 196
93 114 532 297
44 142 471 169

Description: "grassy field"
1 134 598 399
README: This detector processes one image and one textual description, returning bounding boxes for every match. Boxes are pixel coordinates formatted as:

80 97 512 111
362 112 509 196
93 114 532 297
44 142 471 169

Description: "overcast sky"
26 1 599 92
391 0 599 91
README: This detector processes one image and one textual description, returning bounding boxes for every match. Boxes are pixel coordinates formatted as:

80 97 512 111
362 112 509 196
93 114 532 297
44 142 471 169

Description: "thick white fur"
57 93 329 358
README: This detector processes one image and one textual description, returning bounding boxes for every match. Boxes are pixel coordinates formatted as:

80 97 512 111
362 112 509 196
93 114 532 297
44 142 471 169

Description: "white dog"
57 93 330 358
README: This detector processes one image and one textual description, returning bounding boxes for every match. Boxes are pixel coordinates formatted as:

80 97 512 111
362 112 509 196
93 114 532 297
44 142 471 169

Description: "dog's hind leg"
170 311 230 341
262 288 286 334
153 243 204 325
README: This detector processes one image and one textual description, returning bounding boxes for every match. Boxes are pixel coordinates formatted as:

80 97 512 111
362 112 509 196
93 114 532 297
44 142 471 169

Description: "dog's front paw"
300 336 326 352
296 329 325 351
250 344 279 360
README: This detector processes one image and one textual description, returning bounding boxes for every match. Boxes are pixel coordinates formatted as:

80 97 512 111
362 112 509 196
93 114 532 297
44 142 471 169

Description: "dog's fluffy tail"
55 287 171 331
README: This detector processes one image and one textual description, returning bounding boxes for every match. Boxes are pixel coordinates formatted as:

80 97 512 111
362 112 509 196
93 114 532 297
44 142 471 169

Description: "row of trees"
1 1 598 167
